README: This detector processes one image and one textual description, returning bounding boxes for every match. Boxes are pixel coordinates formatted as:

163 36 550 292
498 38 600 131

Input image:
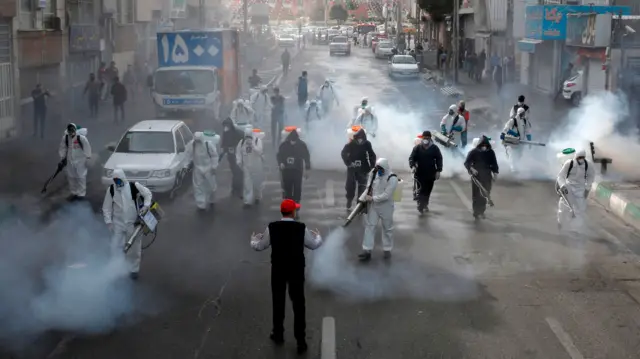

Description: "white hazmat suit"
189 131 219 210
501 107 532 171
350 107 378 137
236 127 265 205
230 99 256 126
102 168 153 274
250 87 271 128
362 158 398 254
440 104 467 146
58 123 92 197
557 149 595 231
317 81 338 112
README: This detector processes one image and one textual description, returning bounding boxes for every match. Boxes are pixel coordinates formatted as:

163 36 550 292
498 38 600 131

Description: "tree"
417 0 453 22
345 0 358 11
329 4 349 24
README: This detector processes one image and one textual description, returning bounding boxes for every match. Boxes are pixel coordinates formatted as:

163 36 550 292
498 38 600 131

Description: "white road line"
325 179 335 207
545 317 585 359
449 180 473 213
321 317 337 359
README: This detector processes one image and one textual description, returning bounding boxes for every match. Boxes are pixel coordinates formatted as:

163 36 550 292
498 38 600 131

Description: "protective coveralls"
189 131 219 210
353 97 369 119
509 95 530 119
102 168 153 276
317 80 338 113
58 123 92 198
250 86 271 129
305 100 323 124
557 149 595 231
230 99 256 126
277 130 311 203
464 136 499 219
341 128 376 210
359 158 398 261
220 118 244 197
350 107 378 137
440 104 467 147
236 127 265 205
500 107 532 171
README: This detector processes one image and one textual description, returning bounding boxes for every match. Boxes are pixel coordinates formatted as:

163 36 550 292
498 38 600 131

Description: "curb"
591 181 640 231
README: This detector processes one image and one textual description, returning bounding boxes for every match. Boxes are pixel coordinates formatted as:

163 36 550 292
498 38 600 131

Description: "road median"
591 181 640 231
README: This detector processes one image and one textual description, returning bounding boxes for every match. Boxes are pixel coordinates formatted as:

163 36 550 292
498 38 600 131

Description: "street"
4 44 640 359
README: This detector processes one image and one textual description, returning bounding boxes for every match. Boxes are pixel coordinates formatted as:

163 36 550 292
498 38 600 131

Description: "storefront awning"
518 38 543 53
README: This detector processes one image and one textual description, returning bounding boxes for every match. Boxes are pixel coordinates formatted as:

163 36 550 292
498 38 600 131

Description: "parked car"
278 34 296 47
375 41 394 59
329 36 351 56
562 70 584 106
388 55 420 79
102 120 195 198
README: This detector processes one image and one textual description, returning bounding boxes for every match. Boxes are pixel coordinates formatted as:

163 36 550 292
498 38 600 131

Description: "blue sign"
163 98 206 105
157 31 223 68
525 5 631 40
69 25 100 53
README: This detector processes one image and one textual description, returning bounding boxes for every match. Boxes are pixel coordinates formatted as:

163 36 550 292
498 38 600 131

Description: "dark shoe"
129 272 139 280
383 251 391 259
417 205 423 214
269 332 284 345
424 206 429 212
296 341 308 354
479 213 486 219
358 251 371 261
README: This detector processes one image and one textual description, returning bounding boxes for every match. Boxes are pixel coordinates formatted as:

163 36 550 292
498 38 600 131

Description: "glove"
526 134 532 141
139 206 149 216
435 172 440 180
492 172 498 181
560 185 569 195
411 167 416 173
365 195 373 202
279 163 285 170
469 168 478 176
584 189 590 198
500 133 505 140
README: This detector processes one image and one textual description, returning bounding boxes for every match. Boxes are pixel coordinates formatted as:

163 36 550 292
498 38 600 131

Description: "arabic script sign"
69 25 100 53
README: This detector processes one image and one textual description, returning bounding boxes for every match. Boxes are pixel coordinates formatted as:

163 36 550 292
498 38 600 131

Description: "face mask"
448 110 454 116
422 139 431 145
356 139 364 144
114 178 124 188
290 140 296 145
480 147 488 152
518 102 523 106
224 127 229 132
577 158 585 164
377 169 384 176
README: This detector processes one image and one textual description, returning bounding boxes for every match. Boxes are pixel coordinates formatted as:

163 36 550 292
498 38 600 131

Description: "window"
116 131 176 153
178 125 193 144
20 0 57 29
332 37 347 43
175 132 186 153
154 70 216 95
393 56 416 64
117 0 134 24
68 0 94 24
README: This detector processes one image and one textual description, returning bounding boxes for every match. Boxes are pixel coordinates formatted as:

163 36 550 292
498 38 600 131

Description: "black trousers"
415 175 435 210
89 96 99 117
33 108 45 139
281 168 303 202
227 152 243 195
271 271 306 342
113 103 125 123
345 169 368 202
271 114 283 145
471 175 493 215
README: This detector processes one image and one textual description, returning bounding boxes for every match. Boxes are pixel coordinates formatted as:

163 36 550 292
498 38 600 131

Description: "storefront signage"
525 4 630 40
69 25 100 53
566 13 612 47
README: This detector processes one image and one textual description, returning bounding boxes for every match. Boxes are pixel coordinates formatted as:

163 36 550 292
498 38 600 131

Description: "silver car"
329 36 351 56
375 41 394 59
388 55 420 79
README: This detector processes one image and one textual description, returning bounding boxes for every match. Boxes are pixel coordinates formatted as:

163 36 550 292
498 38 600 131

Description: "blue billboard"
157 31 223 68
525 5 631 41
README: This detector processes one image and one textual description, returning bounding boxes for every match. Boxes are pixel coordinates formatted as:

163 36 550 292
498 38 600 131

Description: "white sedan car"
278 34 296 47
102 120 194 197
375 41 394 59
388 55 420 79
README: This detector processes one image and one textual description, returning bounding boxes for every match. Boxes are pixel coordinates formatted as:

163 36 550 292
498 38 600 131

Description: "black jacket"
464 146 499 177
408 143 443 179
268 220 306 277
220 118 244 160
277 130 311 171
111 82 127 105
341 130 376 172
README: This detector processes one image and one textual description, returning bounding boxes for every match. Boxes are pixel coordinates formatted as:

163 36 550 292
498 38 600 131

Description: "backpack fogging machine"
433 131 458 148
502 135 546 147
124 201 164 253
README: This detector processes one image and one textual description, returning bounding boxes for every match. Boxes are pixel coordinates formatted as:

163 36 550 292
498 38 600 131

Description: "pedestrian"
277 129 310 214
102 168 153 280
458 100 470 148
250 199 323 354
270 87 285 145
31 84 50 139
477 49 486 82
250 86 271 129
296 71 308 110
189 131 219 211
359 158 398 261
408 131 443 214
98 62 108 100
58 123 92 200
494 64 503 94
104 61 119 100
84 73 101 117
123 64 137 101
281 49 291 76
236 127 265 206
248 68 262 88
110 76 127 123
463 135 499 220
219 118 244 198
341 128 376 211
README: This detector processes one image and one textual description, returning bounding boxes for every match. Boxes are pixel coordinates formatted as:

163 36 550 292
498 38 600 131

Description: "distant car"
329 36 351 56
375 41 394 59
317 33 330 45
327 29 340 41
102 120 195 198
562 70 584 106
371 33 388 52
278 35 296 47
388 55 420 79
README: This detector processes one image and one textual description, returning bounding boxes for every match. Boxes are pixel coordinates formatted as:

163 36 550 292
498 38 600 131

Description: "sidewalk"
591 182 640 231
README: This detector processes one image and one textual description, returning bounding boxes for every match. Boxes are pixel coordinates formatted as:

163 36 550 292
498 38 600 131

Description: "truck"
153 29 240 121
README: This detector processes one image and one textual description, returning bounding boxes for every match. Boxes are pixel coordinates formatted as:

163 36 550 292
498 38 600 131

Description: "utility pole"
506 0 513 82
384 4 388 34
324 0 329 26
453 0 459 83
243 0 248 33
199 0 206 28
396 0 402 39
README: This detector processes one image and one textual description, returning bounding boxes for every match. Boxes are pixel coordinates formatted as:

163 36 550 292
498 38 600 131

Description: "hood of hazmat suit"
362 158 398 252
231 99 256 126
556 148 595 230
250 86 272 116
236 126 265 205
102 168 153 227
58 122 93 197
192 131 219 209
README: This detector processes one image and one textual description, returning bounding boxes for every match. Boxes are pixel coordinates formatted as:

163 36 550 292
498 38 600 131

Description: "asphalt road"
4 45 640 359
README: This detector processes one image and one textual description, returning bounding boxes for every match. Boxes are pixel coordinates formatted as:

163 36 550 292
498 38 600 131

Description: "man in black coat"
409 131 443 214
277 129 311 207
219 117 244 197
464 135 499 219
250 199 323 354
341 128 376 211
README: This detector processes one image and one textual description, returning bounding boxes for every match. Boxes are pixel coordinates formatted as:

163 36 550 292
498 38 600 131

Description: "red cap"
280 199 301 213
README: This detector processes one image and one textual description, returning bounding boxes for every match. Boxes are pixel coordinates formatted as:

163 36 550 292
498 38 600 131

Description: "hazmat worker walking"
102 168 153 280
408 131 443 214
557 149 595 231
220 118 244 198
230 99 256 126
250 199 323 354
341 128 376 211
271 87 286 145
277 129 311 206
189 131 219 211
236 127 265 206
58 123 92 199
359 158 398 261
464 135 499 219
250 86 272 129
